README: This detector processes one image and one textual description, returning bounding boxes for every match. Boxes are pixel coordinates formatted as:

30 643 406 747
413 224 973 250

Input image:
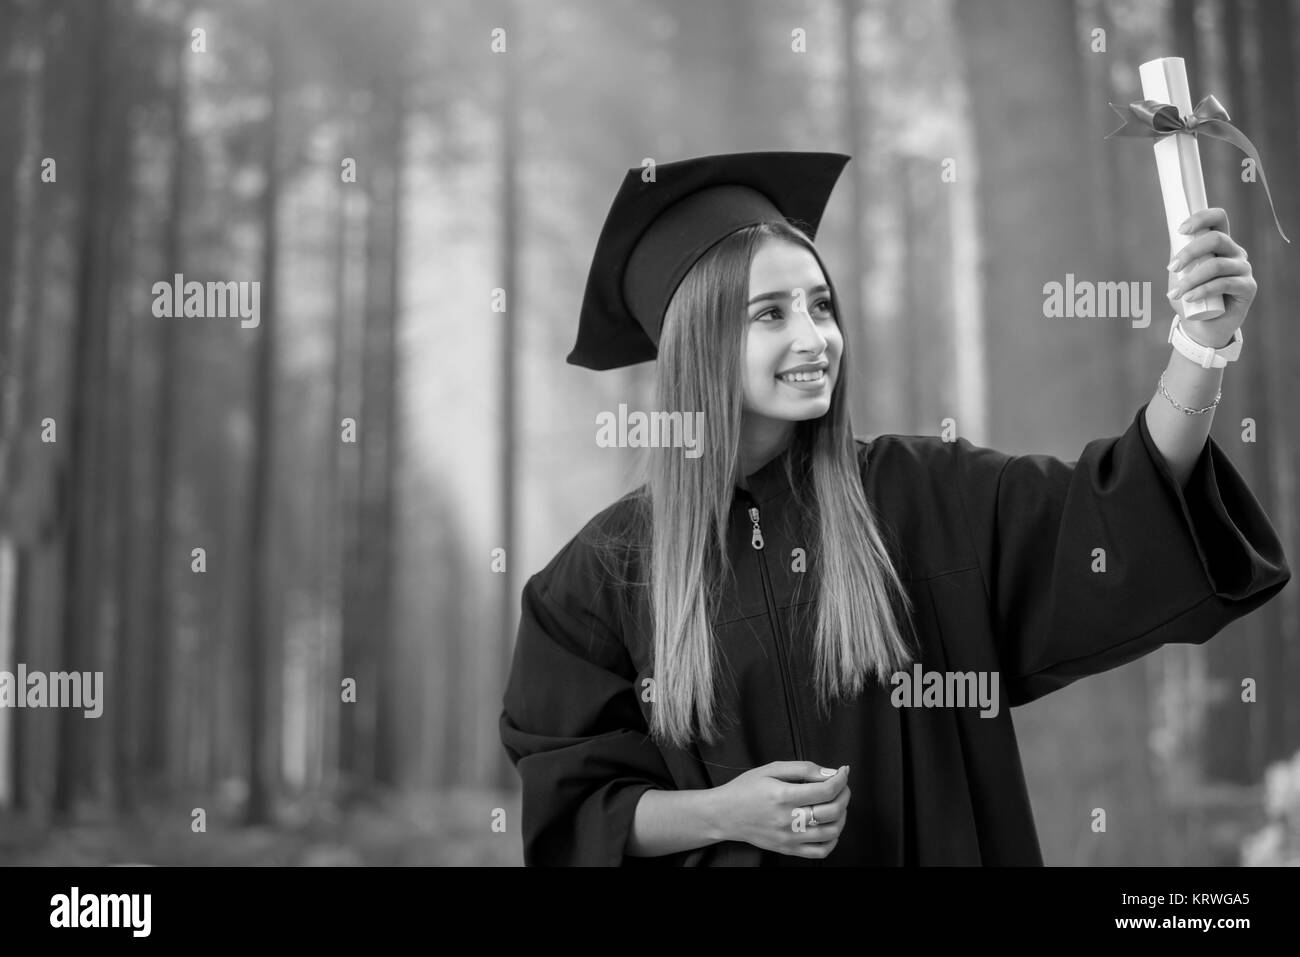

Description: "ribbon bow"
1106 93 1290 244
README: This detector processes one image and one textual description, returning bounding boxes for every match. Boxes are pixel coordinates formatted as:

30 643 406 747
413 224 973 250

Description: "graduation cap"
568 151 851 371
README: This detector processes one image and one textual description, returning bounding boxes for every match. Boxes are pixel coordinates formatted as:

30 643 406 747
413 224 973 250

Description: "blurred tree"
1209 0 1279 786
1253 0 1300 763
340 10 410 793
243 0 286 825
1170 0 1257 791
319 114 356 794
837 0 872 435
142 4 190 797
53 0 124 820
0 0 53 813
493 0 521 790
954 0 1159 865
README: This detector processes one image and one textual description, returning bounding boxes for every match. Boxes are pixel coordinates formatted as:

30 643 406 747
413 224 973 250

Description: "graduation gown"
499 402 1291 865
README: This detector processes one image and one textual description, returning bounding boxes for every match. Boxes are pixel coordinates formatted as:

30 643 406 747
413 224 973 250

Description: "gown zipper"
747 503 806 762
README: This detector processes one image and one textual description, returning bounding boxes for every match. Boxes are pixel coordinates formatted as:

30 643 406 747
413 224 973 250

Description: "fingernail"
1179 220 1194 234
1167 258 1181 271
1166 288 1179 300
820 767 836 776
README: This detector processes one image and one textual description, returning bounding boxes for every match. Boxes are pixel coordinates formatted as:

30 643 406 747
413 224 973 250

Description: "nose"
789 297 829 355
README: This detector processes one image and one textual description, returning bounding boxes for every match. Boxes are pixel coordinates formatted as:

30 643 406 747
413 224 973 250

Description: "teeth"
778 369 825 382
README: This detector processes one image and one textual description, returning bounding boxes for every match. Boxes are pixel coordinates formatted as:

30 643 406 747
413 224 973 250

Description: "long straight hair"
591 220 918 749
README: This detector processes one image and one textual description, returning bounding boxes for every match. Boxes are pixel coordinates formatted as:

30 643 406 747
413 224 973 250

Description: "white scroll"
1137 56 1226 322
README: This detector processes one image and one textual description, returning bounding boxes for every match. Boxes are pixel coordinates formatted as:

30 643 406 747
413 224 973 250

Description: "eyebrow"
747 284 830 307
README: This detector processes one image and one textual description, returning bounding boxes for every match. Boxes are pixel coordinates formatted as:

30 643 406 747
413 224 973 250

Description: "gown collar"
733 446 801 507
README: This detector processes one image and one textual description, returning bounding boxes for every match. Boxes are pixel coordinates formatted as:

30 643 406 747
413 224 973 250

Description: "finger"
824 783 851 819
792 791 848 828
786 765 850 805
1184 275 1257 303
1169 256 1251 298
1170 230 1244 272
789 837 839 859
764 761 842 784
1181 206 1229 236
788 810 845 844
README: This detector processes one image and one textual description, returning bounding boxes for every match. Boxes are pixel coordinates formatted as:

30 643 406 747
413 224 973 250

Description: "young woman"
499 151 1290 866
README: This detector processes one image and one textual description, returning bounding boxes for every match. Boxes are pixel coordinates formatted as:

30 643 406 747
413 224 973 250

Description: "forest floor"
3 784 1296 866
0 787 522 866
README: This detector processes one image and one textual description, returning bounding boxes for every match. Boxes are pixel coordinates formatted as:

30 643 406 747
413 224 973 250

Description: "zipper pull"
748 506 764 550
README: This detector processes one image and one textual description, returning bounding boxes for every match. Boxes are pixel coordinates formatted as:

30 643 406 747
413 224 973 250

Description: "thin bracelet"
1158 371 1221 415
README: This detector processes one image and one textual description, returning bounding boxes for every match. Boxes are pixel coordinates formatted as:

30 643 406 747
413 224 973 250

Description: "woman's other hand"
712 761 850 859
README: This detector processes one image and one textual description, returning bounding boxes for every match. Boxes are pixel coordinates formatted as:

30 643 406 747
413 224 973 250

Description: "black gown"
499 402 1291 865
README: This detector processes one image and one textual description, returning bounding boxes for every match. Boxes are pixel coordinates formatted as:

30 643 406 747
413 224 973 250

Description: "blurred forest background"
0 0 1298 866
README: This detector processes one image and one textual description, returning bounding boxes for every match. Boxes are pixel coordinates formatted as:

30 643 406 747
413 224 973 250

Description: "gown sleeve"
499 527 676 866
953 400 1292 706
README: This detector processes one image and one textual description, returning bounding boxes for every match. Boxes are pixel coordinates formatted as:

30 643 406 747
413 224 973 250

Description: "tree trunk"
106 8 139 815
491 0 521 790
837 0 874 436
317 121 354 796
0 0 48 811
954 0 1158 864
53 0 117 820
340 176 385 794
1208 0 1275 784
372 53 407 789
6 0 60 813
1253 0 1300 761
143 12 191 795
244 3 285 826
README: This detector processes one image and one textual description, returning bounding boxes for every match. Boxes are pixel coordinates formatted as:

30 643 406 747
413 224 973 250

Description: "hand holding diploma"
1166 206 1256 349
1145 205 1254 488
1108 55 1288 353
1112 59 1270 487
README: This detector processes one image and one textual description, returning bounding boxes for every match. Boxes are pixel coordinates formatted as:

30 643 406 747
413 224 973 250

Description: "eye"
753 298 835 322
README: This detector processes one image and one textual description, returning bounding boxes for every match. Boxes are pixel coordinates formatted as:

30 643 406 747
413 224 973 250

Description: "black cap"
568 151 851 371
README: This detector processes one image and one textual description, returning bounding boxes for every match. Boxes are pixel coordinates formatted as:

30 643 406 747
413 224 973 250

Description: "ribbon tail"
1105 102 1157 140
1196 118 1292 244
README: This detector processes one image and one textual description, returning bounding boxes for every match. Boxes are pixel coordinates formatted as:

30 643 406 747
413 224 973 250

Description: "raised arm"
953 404 1290 706
1144 206 1255 488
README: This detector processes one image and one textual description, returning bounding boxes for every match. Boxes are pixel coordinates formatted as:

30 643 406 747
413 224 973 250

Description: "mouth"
775 368 828 385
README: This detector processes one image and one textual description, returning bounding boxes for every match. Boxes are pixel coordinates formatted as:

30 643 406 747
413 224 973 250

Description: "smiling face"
739 237 842 463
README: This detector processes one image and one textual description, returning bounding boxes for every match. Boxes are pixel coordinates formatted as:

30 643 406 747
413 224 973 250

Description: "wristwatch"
1168 315 1243 368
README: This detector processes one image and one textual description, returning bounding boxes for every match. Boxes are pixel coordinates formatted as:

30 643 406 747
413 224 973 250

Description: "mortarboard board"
568 151 851 371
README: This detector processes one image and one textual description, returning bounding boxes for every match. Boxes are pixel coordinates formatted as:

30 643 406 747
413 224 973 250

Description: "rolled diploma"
1138 56 1226 322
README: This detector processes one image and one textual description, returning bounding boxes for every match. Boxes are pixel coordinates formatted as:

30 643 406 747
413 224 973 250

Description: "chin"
789 401 832 421
756 398 832 422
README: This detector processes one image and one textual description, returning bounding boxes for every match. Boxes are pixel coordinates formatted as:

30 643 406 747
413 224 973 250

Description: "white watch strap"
1168 315 1243 368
